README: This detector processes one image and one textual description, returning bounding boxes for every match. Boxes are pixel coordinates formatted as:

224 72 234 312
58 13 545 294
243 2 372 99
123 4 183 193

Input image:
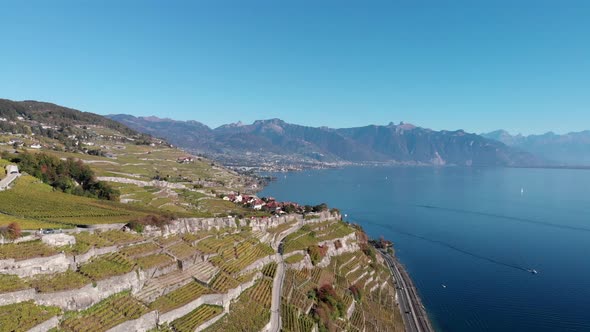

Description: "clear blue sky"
1 0 589 135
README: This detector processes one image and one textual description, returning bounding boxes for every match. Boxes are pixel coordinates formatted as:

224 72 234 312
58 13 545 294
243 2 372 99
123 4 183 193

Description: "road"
379 250 434 332
268 240 287 332
0 173 19 191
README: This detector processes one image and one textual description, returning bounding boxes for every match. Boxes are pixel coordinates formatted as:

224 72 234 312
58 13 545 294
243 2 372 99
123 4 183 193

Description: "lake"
259 166 590 332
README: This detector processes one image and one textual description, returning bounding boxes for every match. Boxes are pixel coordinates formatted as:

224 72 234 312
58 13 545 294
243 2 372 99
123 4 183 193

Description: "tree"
7 223 21 240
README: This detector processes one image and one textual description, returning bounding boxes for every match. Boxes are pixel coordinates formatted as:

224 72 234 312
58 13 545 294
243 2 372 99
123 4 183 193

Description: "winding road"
268 238 287 332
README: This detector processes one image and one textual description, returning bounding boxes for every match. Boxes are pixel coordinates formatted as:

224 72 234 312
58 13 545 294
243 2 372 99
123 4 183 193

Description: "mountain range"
482 130 590 166
107 115 541 167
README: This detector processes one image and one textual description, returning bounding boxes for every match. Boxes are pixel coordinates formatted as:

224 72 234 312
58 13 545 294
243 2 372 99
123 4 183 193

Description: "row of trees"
1 151 119 201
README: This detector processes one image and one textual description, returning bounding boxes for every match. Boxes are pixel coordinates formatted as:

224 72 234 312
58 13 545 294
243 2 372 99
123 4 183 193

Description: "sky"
1 0 589 135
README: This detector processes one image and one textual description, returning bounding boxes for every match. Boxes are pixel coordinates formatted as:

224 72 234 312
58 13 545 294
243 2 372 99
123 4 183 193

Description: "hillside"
0 99 411 331
483 129 590 166
108 115 541 168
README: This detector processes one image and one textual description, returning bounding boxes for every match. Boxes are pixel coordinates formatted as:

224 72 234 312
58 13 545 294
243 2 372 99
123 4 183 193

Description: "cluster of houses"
1 138 42 149
223 193 302 213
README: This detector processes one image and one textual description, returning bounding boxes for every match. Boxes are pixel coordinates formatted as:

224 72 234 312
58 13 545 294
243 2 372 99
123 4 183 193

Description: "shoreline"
379 249 435 332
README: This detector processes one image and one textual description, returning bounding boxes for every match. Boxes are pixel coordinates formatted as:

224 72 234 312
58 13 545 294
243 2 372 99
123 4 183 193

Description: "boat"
527 269 538 274
441 284 447 288
521 187 524 195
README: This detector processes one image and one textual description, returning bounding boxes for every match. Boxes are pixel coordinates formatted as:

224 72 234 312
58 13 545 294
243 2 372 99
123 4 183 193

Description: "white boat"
441 284 447 288
527 269 538 274
521 188 524 195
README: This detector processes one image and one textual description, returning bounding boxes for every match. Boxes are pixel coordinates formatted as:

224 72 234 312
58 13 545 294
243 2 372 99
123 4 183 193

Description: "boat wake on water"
371 222 535 274
416 204 590 233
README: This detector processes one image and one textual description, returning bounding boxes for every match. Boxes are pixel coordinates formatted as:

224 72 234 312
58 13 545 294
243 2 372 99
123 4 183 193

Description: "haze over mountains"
482 130 590 166
108 114 541 167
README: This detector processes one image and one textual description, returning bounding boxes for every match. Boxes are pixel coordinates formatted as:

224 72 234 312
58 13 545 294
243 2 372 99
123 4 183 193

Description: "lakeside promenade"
379 249 435 332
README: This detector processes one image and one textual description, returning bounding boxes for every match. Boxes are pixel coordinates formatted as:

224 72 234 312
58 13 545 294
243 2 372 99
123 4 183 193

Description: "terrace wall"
317 233 359 268
28 315 60 332
0 253 70 278
195 312 225 331
0 288 35 306
142 211 341 239
106 311 158 332
36 270 145 310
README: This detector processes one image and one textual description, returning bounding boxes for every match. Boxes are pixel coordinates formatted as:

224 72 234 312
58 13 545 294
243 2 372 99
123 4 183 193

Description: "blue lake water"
259 166 590 332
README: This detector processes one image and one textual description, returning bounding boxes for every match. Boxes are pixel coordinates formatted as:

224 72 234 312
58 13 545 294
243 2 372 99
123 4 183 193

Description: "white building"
6 165 19 174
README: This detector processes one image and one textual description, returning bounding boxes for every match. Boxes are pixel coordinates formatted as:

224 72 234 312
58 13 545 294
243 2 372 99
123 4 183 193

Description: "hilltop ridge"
108 114 541 170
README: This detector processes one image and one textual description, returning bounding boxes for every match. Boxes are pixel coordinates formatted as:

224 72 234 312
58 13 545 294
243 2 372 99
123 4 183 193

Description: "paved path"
0 173 19 190
268 252 285 332
380 250 434 332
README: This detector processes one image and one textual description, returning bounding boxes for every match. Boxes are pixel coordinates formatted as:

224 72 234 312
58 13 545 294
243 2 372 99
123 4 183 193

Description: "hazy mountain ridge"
108 115 540 167
482 130 590 165
0 99 140 137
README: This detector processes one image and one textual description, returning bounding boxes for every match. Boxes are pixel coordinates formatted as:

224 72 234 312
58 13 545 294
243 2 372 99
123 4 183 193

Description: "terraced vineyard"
120 241 160 258
60 292 148 332
210 272 240 293
281 302 316 332
284 253 305 264
204 282 271 332
0 274 29 293
249 278 273 307
149 281 212 313
209 240 274 275
166 242 197 260
31 270 91 293
0 176 149 226
136 253 175 270
0 240 57 260
78 252 135 280
0 301 61 331
262 262 278 278
171 305 223 332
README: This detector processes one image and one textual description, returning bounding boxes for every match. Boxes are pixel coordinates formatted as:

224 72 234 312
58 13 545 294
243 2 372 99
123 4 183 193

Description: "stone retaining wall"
27 315 60 332
0 253 70 277
106 311 158 332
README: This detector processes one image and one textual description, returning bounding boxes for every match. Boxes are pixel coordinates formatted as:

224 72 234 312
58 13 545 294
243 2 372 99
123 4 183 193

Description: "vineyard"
166 242 197 260
208 240 274 275
195 233 245 254
0 301 61 332
281 302 316 332
204 283 271 332
78 252 135 280
170 305 223 332
284 253 305 264
210 272 240 293
60 292 149 332
97 230 143 246
0 176 148 226
136 253 175 270
0 212 63 229
0 240 57 260
31 270 91 293
248 278 273 307
149 281 212 313
120 241 160 258
262 262 277 278
0 274 29 293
